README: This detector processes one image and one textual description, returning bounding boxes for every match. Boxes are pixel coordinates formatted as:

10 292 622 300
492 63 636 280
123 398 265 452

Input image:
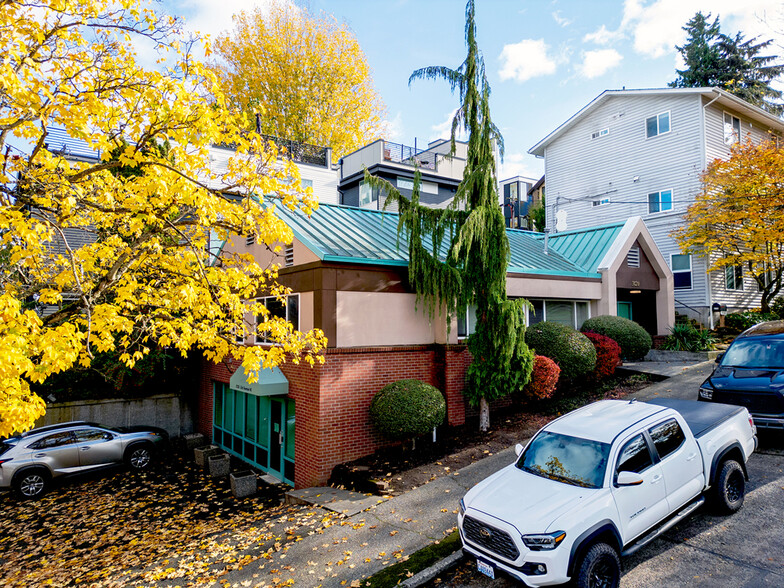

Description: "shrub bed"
370 380 446 441
583 332 621 380
522 355 560 400
580 315 652 360
724 310 779 333
524 321 596 381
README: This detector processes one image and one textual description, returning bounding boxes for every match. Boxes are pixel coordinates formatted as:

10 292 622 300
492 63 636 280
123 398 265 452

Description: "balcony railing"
261 134 330 168
382 140 437 170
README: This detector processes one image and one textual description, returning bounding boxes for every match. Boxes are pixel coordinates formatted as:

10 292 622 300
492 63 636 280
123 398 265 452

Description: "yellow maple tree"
0 0 326 436
675 138 784 312
211 0 386 160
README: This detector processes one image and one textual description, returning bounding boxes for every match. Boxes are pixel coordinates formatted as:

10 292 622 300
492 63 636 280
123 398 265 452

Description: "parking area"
0 451 338 587
427 432 784 587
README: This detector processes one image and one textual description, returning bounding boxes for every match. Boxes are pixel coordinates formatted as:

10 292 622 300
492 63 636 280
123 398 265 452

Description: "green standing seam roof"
273 203 623 279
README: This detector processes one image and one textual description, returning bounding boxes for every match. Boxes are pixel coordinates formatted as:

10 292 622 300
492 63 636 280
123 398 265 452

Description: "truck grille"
713 389 784 415
462 515 520 561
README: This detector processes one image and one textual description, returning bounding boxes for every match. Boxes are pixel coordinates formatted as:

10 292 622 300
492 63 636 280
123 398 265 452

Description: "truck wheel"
575 542 620 588
713 459 745 514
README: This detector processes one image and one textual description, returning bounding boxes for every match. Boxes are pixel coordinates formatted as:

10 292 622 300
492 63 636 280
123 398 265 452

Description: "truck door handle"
686 453 698 461
651 474 662 484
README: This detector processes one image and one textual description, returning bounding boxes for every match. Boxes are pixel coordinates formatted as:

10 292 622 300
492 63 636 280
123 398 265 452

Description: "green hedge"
724 310 779 333
581 315 652 360
370 380 446 441
524 321 596 381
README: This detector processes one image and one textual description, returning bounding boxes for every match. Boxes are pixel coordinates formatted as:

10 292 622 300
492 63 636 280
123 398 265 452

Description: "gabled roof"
274 203 627 279
529 87 784 157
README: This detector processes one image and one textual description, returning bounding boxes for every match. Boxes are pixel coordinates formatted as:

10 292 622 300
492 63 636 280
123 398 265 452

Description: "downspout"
543 228 550 254
702 90 722 329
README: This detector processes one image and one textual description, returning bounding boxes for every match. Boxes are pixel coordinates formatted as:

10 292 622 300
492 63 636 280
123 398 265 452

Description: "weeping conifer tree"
364 0 533 432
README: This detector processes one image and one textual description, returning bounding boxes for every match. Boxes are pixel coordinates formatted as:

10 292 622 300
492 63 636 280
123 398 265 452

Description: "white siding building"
529 87 784 327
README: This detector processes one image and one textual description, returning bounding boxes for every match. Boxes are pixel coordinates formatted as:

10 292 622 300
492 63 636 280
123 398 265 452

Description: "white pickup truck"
457 398 757 588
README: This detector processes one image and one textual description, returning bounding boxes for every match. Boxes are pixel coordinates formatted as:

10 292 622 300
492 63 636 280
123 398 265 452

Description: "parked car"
457 398 756 588
0 421 168 499
699 320 784 431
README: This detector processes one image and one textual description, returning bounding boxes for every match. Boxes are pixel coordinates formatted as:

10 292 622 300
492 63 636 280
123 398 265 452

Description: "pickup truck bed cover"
645 398 745 438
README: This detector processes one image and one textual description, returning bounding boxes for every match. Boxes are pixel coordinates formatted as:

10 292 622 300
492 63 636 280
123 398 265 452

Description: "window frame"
591 128 609 140
255 293 301 345
615 433 655 478
358 180 378 207
671 253 693 291
524 298 591 329
647 189 673 214
592 198 610 207
647 418 686 461
725 263 743 291
723 112 741 145
646 111 671 139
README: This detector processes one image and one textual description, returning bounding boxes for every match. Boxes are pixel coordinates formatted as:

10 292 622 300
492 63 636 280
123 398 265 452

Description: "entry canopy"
230 366 289 397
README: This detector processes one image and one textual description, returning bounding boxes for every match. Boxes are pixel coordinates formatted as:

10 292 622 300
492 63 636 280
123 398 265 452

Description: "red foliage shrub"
523 355 561 400
584 331 621 380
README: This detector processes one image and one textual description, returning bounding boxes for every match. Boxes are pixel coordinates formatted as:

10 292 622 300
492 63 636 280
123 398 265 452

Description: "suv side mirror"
616 471 644 486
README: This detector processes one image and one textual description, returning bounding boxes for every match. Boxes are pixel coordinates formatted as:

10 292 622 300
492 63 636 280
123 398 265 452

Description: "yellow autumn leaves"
0 0 329 435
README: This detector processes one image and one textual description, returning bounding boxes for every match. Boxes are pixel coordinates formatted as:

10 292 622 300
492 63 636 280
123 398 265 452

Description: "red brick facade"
198 344 472 488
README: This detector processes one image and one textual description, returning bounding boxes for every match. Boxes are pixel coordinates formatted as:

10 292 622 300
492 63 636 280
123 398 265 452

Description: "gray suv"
0 421 168 498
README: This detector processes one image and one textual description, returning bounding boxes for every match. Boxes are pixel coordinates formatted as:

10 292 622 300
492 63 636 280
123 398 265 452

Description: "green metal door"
617 301 633 320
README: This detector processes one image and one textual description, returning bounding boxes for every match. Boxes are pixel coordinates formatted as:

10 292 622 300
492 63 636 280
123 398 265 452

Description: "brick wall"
199 344 472 488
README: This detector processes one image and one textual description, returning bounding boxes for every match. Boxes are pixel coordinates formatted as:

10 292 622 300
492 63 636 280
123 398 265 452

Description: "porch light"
630 290 641 294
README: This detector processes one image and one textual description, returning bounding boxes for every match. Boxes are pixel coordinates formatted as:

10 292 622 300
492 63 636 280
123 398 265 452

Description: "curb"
400 549 466 588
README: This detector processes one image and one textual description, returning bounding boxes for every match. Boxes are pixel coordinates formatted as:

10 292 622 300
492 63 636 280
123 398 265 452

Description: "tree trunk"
479 397 490 432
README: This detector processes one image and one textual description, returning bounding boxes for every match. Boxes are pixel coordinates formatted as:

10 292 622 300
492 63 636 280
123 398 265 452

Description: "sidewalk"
220 360 715 588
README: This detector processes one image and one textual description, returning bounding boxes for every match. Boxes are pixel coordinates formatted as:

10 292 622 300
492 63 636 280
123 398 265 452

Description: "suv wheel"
125 444 153 470
14 469 50 499
713 459 745 514
575 542 620 588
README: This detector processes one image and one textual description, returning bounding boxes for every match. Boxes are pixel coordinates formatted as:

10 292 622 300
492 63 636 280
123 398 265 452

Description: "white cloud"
429 109 467 143
578 49 623 78
498 39 558 83
498 152 543 183
583 24 624 45
382 112 405 142
552 10 572 27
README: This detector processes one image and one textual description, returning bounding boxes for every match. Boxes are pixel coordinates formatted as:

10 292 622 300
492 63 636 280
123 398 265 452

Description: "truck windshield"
516 431 610 489
721 339 784 369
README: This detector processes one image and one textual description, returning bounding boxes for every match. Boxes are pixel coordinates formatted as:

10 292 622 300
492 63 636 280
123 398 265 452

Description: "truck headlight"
459 498 466 516
522 531 566 551
699 387 713 400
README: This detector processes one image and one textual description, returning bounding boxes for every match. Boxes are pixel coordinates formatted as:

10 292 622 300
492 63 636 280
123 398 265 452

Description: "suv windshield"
722 338 784 369
516 431 610 489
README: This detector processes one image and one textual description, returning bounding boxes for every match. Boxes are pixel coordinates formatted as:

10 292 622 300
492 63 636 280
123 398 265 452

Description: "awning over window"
229 366 288 397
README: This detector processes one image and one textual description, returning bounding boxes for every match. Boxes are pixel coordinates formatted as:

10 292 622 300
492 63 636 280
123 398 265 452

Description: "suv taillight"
0 458 12 467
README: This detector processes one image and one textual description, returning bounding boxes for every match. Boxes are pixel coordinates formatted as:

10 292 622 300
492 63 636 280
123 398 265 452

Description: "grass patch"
364 531 462 587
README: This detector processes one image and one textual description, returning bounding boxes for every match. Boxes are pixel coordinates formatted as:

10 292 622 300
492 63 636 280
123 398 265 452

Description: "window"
75 429 112 442
591 128 609 139
725 263 743 291
29 432 76 450
648 189 673 214
301 178 313 190
397 177 414 191
592 198 610 207
457 305 478 339
648 419 685 460
646 111 670 138
255 294 300 344
525 299 590 329
724 113 741 145
359 180 377 207
245 234 256 247
616 434 653 475
627 247 640 268
671 254 692 290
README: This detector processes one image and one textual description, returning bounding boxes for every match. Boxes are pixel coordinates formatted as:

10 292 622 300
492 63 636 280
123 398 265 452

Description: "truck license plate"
477 559 495 579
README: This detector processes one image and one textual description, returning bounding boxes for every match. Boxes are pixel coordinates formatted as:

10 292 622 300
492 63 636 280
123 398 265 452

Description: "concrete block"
230 471 258 498
183 433 206 451
194 444 220 467
208 453 230 478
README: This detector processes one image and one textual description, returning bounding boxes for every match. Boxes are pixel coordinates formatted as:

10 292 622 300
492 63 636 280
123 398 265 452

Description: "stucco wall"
336 291 437 347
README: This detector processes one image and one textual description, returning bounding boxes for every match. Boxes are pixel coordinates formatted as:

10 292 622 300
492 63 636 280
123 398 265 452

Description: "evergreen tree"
670 12 784 115
364 0 533 432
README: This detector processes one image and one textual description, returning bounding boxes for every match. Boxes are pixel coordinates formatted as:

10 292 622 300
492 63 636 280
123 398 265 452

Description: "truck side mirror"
515 443 524 457
616 471 644 486
715 353 724 364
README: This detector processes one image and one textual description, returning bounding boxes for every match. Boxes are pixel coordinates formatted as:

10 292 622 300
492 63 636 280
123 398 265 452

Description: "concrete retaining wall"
35 394 193 438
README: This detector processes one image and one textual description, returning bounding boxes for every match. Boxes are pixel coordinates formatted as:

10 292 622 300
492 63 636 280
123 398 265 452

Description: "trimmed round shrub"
583 331 621 380
524 321 596 381
522 355 560 400
580 315 652 360
370 380 446 441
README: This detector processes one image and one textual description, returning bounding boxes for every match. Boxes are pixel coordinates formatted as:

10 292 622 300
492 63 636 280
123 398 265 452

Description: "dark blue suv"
699 320 784 431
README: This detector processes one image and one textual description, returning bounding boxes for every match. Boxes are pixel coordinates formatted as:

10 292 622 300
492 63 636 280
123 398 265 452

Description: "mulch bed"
332 373 653 495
